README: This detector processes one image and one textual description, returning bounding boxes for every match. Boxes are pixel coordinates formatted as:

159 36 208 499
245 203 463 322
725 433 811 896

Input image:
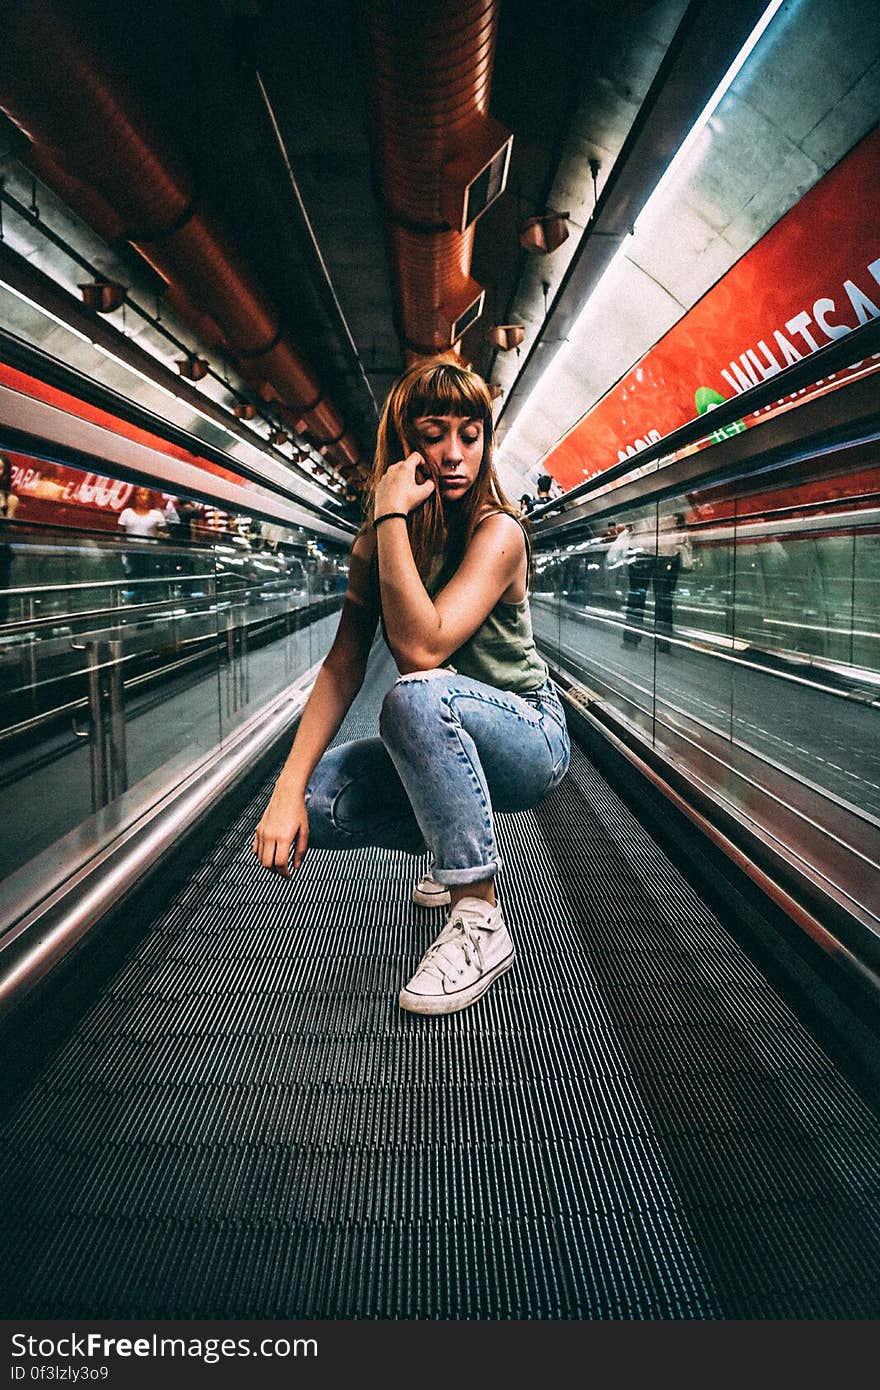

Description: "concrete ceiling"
0 0 875 511
494 0 880 494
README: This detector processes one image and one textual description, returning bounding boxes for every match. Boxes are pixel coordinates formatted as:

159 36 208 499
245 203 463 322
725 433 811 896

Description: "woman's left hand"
374 452 435 518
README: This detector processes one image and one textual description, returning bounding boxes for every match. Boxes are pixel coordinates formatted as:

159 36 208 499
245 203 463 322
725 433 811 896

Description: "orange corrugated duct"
0 0 363 478
361 0 509 360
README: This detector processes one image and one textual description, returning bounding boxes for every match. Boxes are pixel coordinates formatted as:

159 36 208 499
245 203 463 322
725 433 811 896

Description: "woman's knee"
379 668 450 741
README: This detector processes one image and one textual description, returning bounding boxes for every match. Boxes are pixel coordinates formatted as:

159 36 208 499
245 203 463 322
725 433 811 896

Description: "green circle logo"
695 386 727 414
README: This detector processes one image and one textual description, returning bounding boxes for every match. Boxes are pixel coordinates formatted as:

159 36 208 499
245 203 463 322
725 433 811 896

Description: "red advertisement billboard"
6 450 177 532
543 124 880 490
0 360 241 530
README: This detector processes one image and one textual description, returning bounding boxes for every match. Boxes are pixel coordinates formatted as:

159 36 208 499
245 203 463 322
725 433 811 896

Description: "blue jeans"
305 670 571 886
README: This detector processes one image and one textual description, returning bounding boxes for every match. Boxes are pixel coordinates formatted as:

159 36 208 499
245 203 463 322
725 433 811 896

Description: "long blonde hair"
366 359 516 580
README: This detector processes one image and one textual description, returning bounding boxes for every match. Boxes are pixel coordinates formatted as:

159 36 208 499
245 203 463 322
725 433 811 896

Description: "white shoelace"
417 905 492 985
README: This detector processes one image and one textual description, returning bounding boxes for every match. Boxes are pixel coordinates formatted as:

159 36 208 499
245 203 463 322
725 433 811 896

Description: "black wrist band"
373 512 408 528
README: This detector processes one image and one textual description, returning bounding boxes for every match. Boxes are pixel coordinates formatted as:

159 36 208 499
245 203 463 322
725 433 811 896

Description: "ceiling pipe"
18 152 237 355
0 0 364 479
360 0 511 362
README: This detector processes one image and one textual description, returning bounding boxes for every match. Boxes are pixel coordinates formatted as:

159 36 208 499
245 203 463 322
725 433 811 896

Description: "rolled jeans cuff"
431 859 501 887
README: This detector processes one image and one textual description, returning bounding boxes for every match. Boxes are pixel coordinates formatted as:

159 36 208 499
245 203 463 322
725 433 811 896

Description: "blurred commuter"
117 487 168 541
520 473 559 518
168 496 203 543
535 474 555 503
618 511 690 652
0 455 18 520
164 495 206 593
117 486 168 593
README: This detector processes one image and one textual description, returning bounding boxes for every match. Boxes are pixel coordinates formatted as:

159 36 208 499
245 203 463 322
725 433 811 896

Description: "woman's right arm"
253 531 378 876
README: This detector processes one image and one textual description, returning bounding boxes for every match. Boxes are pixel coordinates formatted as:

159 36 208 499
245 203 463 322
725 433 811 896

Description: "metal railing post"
24 595 38 715
83 640 107 812
106 638 128 799
224 608 236 714
284 600 293 678
238 601 249 707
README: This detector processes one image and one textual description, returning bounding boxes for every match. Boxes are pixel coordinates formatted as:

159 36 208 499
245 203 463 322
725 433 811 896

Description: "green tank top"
427 512 548 695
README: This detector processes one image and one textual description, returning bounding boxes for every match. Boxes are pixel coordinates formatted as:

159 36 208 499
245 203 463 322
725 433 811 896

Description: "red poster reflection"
0 360 241 530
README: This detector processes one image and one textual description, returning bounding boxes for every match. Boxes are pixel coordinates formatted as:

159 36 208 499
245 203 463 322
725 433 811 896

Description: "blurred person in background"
117 486 169 542
618 510 691 653
117 486 168 594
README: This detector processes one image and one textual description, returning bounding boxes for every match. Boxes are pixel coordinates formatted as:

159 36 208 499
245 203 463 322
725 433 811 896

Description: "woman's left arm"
376 472 523 670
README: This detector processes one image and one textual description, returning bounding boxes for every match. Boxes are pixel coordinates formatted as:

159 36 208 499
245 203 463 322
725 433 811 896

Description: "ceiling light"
176 355 210 381
489 324 525 351
79 280 127 313
518 212 570 255
0 281 93 344
438 282 486 346
441 116 514 233
499 0 786 458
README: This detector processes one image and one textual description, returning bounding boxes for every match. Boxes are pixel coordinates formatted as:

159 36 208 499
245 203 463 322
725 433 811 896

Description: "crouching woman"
253 359 570 1015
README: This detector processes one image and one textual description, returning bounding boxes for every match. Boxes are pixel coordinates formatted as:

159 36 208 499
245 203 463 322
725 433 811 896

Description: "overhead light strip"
0 278 336 498
637 0 786 215
498 0 786 460
2 280 94 347
0 216 343 492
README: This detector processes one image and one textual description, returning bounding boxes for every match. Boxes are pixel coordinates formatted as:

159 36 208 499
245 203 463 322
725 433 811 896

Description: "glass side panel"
532 448 880 823
724 464 880 818
0 459 349 884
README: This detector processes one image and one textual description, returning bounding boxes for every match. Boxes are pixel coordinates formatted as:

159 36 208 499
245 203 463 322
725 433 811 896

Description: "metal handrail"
3 571 217 598
0 513 323 555
0 324 357 524
2 565 309 598
0 589 342 744
0 657 325 1011
0 574 332 637
1 644 219 748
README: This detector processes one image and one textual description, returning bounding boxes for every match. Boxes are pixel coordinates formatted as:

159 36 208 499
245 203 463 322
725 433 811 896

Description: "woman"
117 485 169 591
253 360 570 1016
117 486 169 541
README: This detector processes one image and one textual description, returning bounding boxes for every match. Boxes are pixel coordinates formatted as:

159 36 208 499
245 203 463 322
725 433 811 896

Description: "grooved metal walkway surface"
3 652 880 1318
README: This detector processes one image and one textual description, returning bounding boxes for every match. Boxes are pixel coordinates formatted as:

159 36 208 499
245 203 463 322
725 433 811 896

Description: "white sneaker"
399 897 515 1016
412 869 451 908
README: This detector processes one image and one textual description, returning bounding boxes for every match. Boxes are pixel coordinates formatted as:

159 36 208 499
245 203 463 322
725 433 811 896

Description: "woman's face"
410 413 484 503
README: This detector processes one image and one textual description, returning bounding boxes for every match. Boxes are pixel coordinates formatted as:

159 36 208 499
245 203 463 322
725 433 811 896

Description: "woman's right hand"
252 783 309 877
373 452 435 518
